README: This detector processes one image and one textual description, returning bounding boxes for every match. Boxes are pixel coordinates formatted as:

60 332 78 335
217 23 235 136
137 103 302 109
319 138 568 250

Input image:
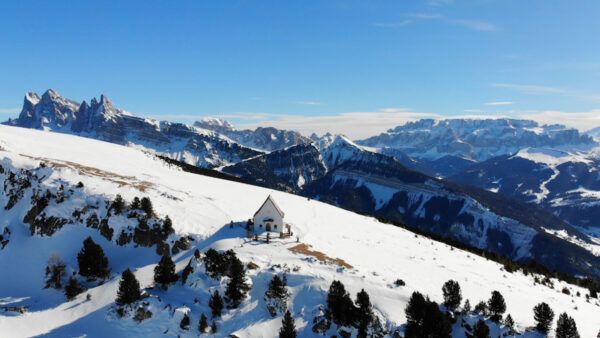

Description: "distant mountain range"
5 89 600 279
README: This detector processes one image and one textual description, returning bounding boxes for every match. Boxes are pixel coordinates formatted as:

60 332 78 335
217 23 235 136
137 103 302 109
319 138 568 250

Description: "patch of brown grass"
22 155 153 191
289 243 353 269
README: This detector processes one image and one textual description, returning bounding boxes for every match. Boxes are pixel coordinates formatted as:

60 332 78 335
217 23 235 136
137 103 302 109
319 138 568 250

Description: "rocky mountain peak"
194 118 235 131
24 92 41 106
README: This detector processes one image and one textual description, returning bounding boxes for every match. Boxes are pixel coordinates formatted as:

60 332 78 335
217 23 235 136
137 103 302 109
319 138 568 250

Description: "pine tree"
141 197 153 215
474 301 488 316
203 248 234 278
463 299 471 313
355 289 374 338
487 290 506 322
555 312 580 338
116 268 142 305
153 254 178 289
209 290 224 318
327 280 356 327
472 319 491 338
504 314 515 331
266 275 288 300
279 310 297 338
162 215 174 234
199 313 208 333
225 257 251 308
111 194 125 215
131 197 141 209
405 291 451 338
211 320 218 333
442 280 462 311
180 313 190 330
533 302 555 334
65 277 86 300
45 254 67 289
77 237 110 279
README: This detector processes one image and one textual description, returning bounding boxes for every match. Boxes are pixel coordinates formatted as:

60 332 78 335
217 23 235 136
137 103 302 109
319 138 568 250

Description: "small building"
253 195 288 234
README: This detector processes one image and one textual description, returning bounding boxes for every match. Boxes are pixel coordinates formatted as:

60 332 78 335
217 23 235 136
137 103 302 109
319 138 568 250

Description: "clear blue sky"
1 1 599 137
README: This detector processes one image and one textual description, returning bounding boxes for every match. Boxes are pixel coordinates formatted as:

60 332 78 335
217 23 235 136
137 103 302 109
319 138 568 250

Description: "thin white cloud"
485 101 515 106
0 108 20 114
296 101 322 105
493 83 600 102
373 20 412 28
428 0 454 6
147 114 202 120
376 13 495 32
406 13 443 19
450 19 496 31
519 110 600 131
493 83 567 95
464 109 484 113
236 108 442 139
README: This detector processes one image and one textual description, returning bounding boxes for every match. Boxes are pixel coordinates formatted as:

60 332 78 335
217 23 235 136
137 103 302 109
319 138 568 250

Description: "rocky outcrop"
358 118 596 162
5 90 262 168
194 118 312 151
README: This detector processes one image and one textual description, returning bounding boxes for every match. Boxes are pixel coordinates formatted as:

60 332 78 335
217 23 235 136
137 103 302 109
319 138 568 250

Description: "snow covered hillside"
0 125 598 337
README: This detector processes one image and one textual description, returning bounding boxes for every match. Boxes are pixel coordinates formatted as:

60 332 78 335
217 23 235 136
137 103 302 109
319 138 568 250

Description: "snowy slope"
0 125 598 337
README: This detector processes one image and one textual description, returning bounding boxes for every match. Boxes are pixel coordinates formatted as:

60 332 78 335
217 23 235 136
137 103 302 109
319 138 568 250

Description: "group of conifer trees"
401 279 582 338
325 280 379 337
49 232 585 337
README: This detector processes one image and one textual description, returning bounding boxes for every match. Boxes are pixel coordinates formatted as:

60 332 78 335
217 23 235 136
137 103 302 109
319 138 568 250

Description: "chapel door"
266 223 271 231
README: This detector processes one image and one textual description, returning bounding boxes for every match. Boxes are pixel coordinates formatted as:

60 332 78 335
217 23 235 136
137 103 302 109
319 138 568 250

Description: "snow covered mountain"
357 118 596 168
194 118 312 151
4 90 262 168
220 135 600 279
449 147 600 235
0 125 598 337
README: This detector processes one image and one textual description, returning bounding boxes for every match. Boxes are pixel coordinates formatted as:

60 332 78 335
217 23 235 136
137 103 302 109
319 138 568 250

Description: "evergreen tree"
162 215 174 234
131 197 141 209
327 280 356 327
487 290 506 322
405 291 452 338
153 254 178 289
180 313 190 330
266 275 288 300
555 312 580 338
209 290 224 318
463 299 471 313
472 319 491 338
116 268 142 305
141 197 153 215
442 280 462 311
504 314 515 331
533 302 555 334
355 289 374 338
211 320 218 333
199 313 208 333
45 255 67 289
111 194 125 215
203 248 234 278
279 310 297 338
225 257 251 308
474 301 488 316
77 237 110 279
65 277 86 300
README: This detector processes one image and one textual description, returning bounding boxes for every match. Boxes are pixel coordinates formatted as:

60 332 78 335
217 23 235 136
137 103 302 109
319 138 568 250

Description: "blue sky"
1 0 599 137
